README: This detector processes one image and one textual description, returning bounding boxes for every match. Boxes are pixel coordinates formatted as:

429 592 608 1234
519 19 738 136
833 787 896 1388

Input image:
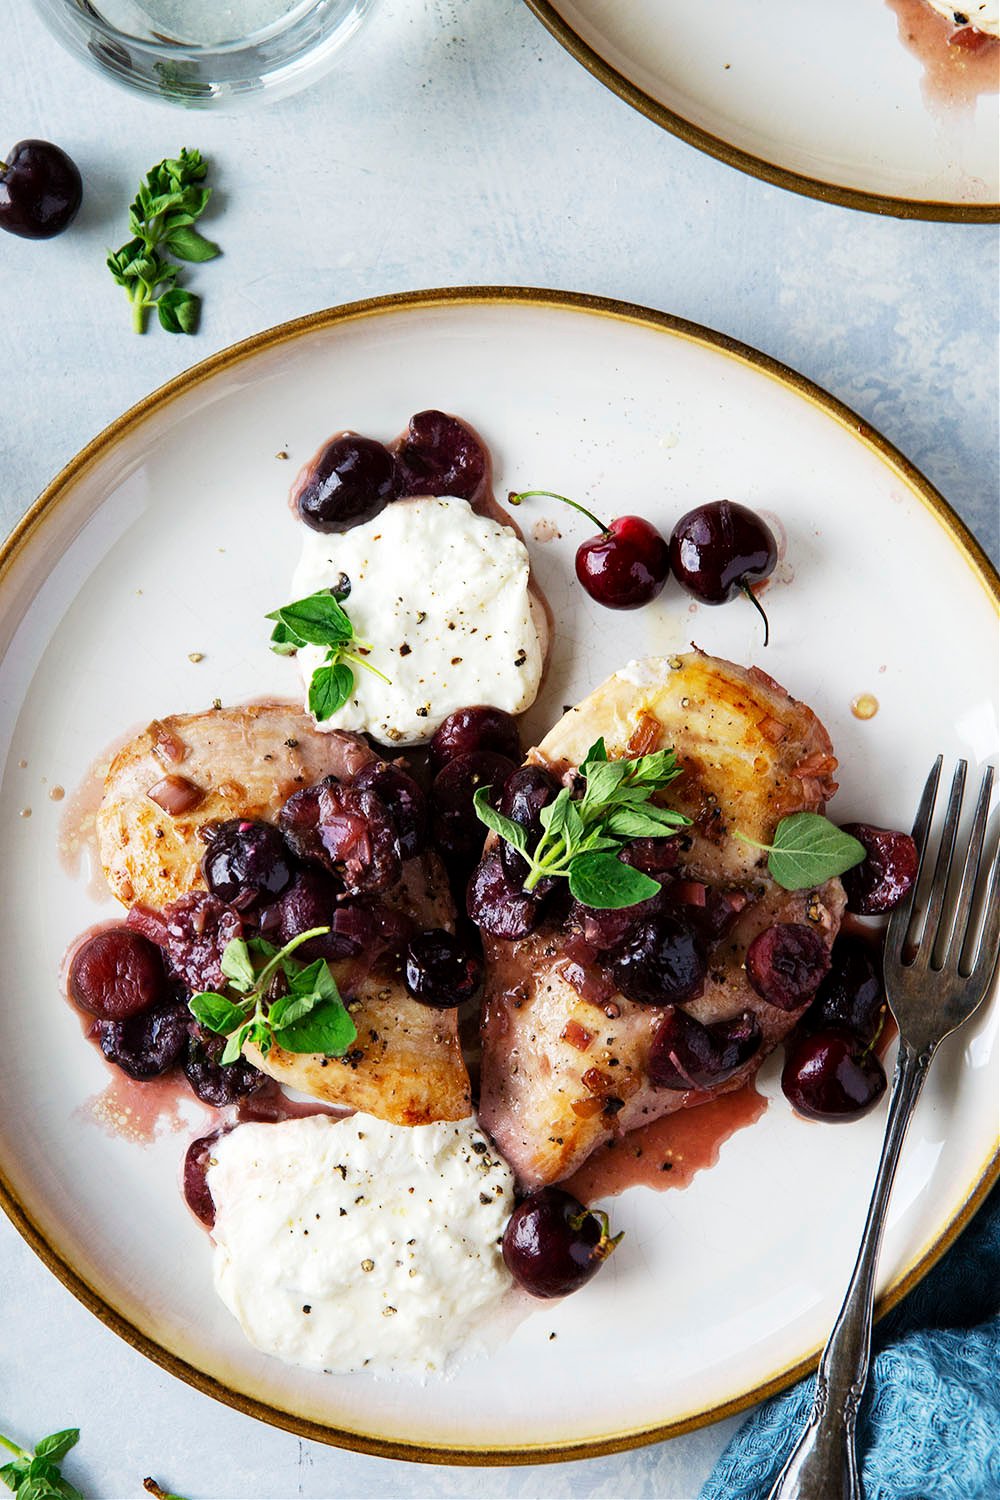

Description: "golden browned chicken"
98 702 470 1124
477 652 846 1187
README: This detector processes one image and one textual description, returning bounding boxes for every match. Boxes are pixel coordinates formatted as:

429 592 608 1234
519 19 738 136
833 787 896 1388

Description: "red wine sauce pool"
884 0 999 107
565 1083 768 1202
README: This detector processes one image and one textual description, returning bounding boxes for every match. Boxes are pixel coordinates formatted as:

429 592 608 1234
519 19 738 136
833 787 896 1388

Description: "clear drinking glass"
31 0 373 108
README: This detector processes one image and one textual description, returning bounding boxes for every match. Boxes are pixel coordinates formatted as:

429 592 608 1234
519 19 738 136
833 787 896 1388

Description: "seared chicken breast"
99 703 470 1125
477 653 846 1187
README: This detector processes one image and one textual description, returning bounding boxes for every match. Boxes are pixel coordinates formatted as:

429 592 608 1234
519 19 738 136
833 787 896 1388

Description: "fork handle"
767 1037 934 1500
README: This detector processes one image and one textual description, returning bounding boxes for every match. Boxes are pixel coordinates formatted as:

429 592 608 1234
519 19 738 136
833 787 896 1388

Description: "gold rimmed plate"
524 1 1000 220
0 288 996 1462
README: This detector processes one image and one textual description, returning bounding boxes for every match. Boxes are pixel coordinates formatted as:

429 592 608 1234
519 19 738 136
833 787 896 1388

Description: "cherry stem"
740 581 771 647
508 489 610 536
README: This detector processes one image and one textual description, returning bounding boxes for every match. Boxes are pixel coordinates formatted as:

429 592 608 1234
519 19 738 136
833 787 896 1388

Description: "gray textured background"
0 2 997 1497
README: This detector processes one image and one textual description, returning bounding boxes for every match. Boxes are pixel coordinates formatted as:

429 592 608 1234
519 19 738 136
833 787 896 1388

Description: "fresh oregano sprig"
0 1426 83 1500
474 737 691 910
107 148 220 335
736 812 866 890
188 929 357 1063
267 587 390 723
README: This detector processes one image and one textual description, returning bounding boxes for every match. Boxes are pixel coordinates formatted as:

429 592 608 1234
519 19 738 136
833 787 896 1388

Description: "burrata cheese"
207 1112 515 1377
291 495 545 745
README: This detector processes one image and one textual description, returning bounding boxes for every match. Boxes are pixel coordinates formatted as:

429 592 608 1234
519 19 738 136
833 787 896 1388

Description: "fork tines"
888 757 1000 985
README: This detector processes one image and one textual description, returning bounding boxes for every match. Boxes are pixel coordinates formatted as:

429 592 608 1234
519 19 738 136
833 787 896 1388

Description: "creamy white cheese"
291 495 544 745
207 1112 515 1377
925 0 998 35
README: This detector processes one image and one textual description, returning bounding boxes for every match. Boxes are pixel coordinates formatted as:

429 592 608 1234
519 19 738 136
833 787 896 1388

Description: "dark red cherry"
184 1032 264 1107
403 929 483 1008
294 434 399 533
839 823 918 915
607 913 706 1006
0 140 82 239
98 999 190 1080
183 1132 222 1227
745 922 831 1011
496 763 560 886
508 491 669 610
648 1006 761 1091
576 516 671 610
352 760 428 860
782 1028 887 1122
431 750 517 865
669 500 777 643
395 410 487 499
429 706 522 774
502 1187 622 1298
69 928 167 1021
806 935 885 1045
201 818 293 909
467 853 545 939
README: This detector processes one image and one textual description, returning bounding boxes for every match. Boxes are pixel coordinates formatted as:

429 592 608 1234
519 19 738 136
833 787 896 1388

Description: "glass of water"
31 0 373 107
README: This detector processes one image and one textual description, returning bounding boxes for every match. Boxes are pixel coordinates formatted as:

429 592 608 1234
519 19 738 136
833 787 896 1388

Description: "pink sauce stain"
884 0 999 109
565 1083 768 1202
84 1067 205 1145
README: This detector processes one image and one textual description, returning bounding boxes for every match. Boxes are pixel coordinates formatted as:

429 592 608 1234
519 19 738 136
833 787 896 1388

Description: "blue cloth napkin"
700 1178 1000 1500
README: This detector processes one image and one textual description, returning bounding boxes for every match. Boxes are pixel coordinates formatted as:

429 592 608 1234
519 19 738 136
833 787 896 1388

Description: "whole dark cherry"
0 140 82 239
68 928 167 1021
806 935 885 1045
745 922 831 1011
782 1028 887 1122
352 760 428 860
839 823 918 915
668 500 778 644
508 490 669 610
431 750 517 865
496 763 560 887
98 999 190 1080
184 1032 264 1108
183 1132 222 1227
294 433 399 533
429 706 522 775
648 1006 761 1091
502 1187 622 1298
395 410 487 499
403 929 483 1008
467 853 545 939
607 913 706 1006
201 818 294 908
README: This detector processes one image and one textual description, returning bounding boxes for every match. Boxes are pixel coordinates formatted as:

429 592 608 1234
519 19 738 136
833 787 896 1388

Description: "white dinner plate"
525 1 1000 219
0 289 996 1463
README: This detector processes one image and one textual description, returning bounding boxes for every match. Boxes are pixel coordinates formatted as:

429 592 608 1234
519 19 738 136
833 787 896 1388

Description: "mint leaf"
739 813 867 891
220 938 255 992
188 992 248 1034
473 786 528 851
604 804 688 838
165 225 220 262
309 661 354 722
269 591 353 648
221 1021 252 1065
269 618 305 655
156 287 200 334
473 738 690 908
0 1462 27 1489
32 1436 77 1466
568 853 662 909
275 997 357 1056
247 937 278 959
286 958 339 1001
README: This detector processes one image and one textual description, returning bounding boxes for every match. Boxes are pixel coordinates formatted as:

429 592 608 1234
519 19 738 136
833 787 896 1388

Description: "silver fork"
768 757 1000 1500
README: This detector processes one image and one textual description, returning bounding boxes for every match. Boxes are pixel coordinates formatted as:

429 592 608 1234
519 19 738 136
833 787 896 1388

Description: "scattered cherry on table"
0 140 82 239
